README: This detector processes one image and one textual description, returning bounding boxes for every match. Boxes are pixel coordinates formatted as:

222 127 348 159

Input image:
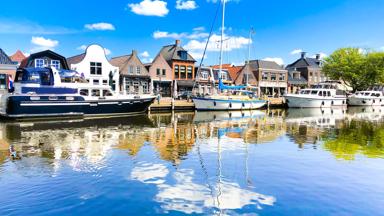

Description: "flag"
8 75 14 91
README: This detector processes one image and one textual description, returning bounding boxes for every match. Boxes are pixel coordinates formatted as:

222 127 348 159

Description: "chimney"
175 39 181 46
300 52 306 59
316 54 321 60
132 50 137 56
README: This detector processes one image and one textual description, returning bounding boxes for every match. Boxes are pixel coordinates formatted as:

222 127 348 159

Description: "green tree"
322 48 384 91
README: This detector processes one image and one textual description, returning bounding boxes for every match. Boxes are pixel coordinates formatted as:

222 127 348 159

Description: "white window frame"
50 60 60 69
35 59 46 68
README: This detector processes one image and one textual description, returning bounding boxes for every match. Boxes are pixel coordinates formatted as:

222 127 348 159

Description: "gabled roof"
249 60 285 71
0 48 15 65
110 55 132 72
67 53 86 65
286 57 321 69
211 64 243 80
10 50 26 63
19 50 69 69
159 41 196 67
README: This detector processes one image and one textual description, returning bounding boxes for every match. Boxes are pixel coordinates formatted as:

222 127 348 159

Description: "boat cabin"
355 91 383 97
299 89 333 97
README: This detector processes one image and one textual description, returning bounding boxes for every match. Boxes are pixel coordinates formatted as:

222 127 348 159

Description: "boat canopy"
15 67 54 85
218 78 246 90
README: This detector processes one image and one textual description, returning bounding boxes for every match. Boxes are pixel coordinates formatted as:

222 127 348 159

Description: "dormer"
178 50 188 60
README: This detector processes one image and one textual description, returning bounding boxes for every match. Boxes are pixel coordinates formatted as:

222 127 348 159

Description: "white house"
67 44 119 92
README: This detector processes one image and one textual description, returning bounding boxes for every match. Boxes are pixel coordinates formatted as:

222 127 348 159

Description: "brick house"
158 40 196 94
286 52 327 87
10 50 26 66
110 50 151 94
235 60 288 96
146 53 173 97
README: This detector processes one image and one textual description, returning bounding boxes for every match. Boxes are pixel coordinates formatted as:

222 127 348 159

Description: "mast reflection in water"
1 107 384 215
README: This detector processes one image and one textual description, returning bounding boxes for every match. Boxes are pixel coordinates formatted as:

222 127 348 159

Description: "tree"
322 48 384 91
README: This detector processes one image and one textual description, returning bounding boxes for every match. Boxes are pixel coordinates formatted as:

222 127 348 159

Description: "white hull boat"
347 91 384 106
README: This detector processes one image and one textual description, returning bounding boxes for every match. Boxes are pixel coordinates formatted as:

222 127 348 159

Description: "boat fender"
373 99 376 104
213 101 216 106
321 101 325 106
229 103 232 108
331 101 334 105
242 103 245 107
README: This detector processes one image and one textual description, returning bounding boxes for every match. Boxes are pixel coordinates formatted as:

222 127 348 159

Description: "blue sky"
1 0 384 66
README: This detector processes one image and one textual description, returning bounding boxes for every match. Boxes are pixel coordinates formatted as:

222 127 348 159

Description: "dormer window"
35 59 46 68
50 60 60 69
178 50 188 60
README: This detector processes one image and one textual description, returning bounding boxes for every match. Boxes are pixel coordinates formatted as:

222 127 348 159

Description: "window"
279 73 285 81
136 66 141 74
35 59 46 68
311 90 318 95
143 82 148 93
178 51 188 60
174 65 179 79
90 62 102 75
129 66 134 74
50 60 60 69
162 69 166 76
220 72 227 80
80 89 89 96
91 89 100 97
262 72 268 80
103 89 113 96
271 73 277 81
156 68 161 75
180 66 186 79
201 71 208 80
103 80 108 85
187 66 193 79
93 79 99 85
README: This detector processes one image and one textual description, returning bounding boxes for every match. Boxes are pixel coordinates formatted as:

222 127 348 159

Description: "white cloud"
193 26 205 32
380 46 384 51
184 33 251 52
153 31 186 39
128 0 169 17
140 51 150 58
84 22 115 31
290 49 303 55
189 51 205 60
153 30 208 40
77 45 87 50
30 36 59 52
104 48 111 55
262 57 284 66
176 0 198 10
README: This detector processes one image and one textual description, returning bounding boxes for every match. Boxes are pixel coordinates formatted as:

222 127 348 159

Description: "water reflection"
1 108 384 215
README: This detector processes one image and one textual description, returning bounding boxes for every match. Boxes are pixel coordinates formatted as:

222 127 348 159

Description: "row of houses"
0 40 326 97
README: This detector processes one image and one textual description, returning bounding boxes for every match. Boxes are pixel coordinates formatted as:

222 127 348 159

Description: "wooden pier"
149 97 286 111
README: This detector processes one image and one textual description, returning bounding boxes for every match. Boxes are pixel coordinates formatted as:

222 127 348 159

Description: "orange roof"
227 66 243 81
10 50 26 63
211 64 243 80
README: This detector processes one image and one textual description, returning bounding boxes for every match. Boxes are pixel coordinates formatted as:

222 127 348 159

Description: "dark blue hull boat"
2 95 155 119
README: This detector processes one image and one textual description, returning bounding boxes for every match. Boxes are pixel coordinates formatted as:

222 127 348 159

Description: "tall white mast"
246 28 254 86
219 0 226 75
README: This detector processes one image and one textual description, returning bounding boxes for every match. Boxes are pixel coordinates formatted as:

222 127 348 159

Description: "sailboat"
192 0 266 111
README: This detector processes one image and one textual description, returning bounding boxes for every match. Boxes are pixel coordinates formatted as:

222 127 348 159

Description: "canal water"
1 107 384 215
